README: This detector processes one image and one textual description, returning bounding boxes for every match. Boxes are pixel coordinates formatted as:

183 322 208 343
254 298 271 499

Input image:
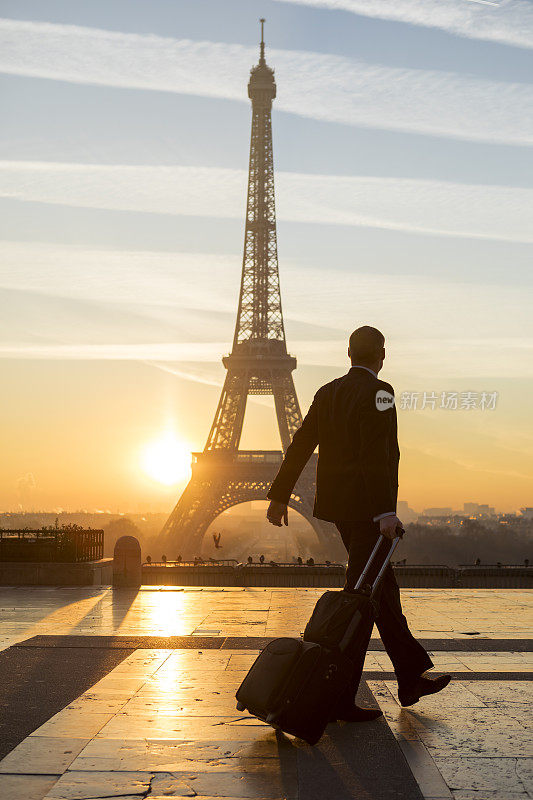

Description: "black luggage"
235 637 353 745
235 532 401 745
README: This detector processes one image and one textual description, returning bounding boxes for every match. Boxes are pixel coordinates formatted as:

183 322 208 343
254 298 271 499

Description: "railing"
144 559 240 567
140 560 532 588
458 564 528 568
0 529 104 563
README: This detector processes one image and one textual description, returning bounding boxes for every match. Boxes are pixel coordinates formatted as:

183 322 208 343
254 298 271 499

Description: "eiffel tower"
160 22 343 559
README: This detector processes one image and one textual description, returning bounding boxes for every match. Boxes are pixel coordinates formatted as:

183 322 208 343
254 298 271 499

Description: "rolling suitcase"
235 532 401 745
235 637 353 745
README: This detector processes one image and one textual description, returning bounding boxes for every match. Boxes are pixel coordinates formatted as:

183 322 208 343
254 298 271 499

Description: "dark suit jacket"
267 366 400 522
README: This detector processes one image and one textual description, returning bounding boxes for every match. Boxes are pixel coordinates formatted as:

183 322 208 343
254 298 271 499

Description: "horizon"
0 500 530 516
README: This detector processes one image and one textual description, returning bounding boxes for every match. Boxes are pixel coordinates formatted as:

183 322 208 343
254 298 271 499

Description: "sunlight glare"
141 431 192 486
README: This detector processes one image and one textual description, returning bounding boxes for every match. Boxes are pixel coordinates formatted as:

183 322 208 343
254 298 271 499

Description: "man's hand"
380 514 403 540
267 500 288 527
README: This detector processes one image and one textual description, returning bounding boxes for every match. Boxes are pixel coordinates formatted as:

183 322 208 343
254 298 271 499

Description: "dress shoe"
398 674 451 707
329 704 383 722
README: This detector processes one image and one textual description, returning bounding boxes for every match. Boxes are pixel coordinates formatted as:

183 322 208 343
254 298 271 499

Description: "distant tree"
102 517 141 558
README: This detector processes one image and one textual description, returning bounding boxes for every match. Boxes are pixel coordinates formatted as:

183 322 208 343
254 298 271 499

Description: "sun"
141 431 192 486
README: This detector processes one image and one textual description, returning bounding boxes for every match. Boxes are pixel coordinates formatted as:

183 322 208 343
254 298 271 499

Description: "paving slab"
0 736 90 775
0 644 132 760
1 774 60 800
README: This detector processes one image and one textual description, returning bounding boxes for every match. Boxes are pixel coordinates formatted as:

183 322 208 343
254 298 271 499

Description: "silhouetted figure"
325 560 331 566
475 558 481 566
297 556 303 566
306 557 315 566
177 554 182 563
213 531 222 549
146 555 152 564
266 325 442 718
161 554 167 564
259 554 265 564
525 559 529 567
497 561 502 568
247 555 253 564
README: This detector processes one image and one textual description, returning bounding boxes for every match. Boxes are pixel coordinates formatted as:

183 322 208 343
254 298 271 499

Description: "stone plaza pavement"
0 586 531 800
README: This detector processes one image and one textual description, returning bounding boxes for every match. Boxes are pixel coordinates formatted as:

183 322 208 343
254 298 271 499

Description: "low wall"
0 558 113 586
141 564 532 588
142 564 346 587
457 567 532 588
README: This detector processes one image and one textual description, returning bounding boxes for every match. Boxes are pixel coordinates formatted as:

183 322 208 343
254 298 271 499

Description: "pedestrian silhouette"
259 554 265 564
213 532 222 549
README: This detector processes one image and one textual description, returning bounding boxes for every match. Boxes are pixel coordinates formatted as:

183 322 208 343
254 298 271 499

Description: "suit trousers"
334 520 433 708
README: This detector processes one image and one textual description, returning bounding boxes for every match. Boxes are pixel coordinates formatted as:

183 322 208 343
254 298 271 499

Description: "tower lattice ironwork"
160 22 342 558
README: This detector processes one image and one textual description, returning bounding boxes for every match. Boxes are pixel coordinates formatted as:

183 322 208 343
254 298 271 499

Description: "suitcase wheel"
236 701 245 711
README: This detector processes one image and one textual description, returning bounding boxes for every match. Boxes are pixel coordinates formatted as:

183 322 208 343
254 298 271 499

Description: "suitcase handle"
338 529 403 653
352 527 403 596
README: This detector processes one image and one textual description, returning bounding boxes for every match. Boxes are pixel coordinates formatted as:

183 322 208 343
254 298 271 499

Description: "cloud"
1 161 532 243
0 19 532 144
1 240 531 379
0 338 531 379
274 0 533 50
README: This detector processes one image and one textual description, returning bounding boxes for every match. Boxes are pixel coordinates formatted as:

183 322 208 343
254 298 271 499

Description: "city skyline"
1 1 532 514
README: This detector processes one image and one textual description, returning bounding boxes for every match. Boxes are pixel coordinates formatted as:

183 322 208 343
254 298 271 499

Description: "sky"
0 0 532 515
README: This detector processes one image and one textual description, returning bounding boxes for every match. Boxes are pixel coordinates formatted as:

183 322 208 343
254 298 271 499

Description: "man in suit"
266 326 450 721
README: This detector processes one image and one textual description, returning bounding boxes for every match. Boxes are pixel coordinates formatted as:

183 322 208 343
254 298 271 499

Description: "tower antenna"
259 18 266 64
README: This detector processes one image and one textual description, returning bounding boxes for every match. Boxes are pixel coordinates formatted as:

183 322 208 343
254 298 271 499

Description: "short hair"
348 326 385 365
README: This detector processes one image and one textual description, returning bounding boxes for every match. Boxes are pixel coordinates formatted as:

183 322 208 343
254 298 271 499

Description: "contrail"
274 0 532 49
1 161 531 243
0 19 532 145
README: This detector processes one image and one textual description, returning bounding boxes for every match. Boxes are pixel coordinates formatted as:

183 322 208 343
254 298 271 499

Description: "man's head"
348 326 385 372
